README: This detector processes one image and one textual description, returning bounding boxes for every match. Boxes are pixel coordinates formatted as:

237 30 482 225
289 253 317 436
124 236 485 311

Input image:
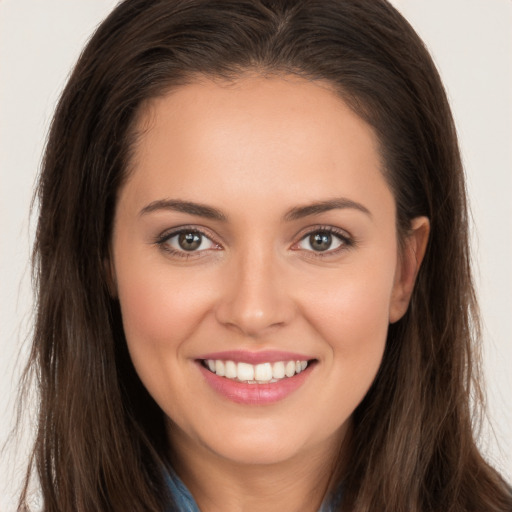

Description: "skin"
110 75 429 512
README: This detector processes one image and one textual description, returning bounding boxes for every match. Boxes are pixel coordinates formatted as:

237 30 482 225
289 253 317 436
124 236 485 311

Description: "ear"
389 216 430 323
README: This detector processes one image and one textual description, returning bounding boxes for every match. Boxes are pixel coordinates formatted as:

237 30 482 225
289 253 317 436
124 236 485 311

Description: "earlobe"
389 216 430 323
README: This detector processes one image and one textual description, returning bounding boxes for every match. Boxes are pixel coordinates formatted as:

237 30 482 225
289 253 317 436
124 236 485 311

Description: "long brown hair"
19 0 511 510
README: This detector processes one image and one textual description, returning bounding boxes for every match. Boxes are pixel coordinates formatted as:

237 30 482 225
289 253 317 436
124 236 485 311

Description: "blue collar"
164 466 343 511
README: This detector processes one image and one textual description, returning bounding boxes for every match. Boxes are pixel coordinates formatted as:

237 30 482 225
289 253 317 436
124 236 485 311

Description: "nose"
214 248 295 338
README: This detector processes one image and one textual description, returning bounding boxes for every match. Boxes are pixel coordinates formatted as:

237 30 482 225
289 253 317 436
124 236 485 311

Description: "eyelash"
292 225 355 258
154 226 220 260
154 225 355 260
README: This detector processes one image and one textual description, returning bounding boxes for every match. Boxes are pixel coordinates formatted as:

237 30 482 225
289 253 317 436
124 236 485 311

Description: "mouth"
199 358 316 384
195 350 318 404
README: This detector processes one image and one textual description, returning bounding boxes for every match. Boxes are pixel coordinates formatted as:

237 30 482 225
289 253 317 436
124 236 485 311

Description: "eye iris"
309 232 332 251
178 232 202 251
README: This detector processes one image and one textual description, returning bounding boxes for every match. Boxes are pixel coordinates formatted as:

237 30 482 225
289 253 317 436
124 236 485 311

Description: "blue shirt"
165 467 343 512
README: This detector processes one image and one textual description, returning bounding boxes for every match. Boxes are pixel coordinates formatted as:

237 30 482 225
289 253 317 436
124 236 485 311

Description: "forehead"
120 75 393 220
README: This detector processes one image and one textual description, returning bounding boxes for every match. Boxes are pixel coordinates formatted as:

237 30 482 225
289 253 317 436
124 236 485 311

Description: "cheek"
318 282 390 350
293 253 396 410
114 261 223 420
306 285 390 431
114 257 217 362
298 260 395 351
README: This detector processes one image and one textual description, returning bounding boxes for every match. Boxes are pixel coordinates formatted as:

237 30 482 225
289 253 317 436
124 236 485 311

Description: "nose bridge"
215 243 293 337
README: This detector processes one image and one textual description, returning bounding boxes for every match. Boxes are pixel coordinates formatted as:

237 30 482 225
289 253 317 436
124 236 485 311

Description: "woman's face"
111 75 427 468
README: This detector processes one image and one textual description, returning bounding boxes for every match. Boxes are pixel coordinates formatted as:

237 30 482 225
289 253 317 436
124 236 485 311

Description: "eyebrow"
139 199 227 221
283 198 372 221
139 197 371 222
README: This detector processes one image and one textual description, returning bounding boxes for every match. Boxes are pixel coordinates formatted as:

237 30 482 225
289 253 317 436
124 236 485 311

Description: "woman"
17 0 512 510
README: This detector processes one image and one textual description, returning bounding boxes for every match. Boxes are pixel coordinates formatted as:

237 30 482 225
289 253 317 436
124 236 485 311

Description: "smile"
197 354 317 405
202 359 310 384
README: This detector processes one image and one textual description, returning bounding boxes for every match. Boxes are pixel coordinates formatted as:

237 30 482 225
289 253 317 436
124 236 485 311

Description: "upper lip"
196 350 315 365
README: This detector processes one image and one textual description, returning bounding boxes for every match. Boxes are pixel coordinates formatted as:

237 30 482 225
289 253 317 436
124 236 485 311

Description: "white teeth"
225 360 237 379
216 360 225 377
272 361 285 379
254 363 273 382
204 358 311 383
285 360 296 378
237 362 254 381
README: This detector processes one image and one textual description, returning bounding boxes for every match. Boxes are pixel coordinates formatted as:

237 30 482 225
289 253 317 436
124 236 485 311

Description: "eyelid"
154 225 223 258
290 225 355 255
153 224 355 259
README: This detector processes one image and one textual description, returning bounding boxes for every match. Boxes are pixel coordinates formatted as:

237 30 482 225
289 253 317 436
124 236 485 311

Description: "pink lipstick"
195 350 316 405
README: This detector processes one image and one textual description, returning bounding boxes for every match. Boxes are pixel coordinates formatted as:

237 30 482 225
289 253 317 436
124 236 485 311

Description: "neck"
167 421 349 512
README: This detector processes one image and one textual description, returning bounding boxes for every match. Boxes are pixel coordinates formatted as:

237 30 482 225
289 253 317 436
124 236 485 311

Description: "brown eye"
296 229 348 254
178 232 202 251
309 232 333 252
160 230 218 254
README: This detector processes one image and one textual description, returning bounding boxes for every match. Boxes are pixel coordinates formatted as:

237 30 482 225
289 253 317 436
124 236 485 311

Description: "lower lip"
197 361 314 405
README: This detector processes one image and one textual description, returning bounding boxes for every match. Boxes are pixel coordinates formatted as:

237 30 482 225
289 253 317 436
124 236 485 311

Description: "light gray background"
1 1 511 510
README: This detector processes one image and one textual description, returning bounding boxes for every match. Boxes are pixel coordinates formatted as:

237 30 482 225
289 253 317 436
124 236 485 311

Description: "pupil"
178 232 201 251
310 232 332 251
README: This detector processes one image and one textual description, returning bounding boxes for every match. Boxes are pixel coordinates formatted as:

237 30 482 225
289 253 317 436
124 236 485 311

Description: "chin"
213 437 303 466
177 413 347 469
